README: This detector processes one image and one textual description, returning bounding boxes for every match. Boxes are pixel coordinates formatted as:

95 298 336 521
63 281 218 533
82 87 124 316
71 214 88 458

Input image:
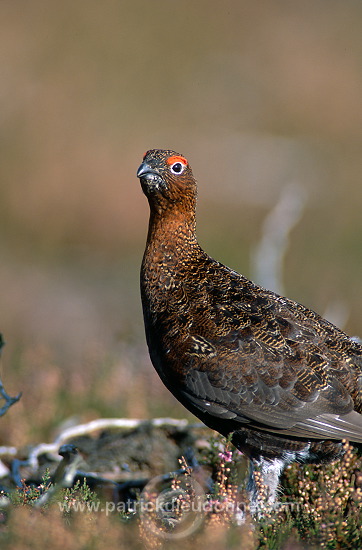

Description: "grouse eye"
170 161 185 175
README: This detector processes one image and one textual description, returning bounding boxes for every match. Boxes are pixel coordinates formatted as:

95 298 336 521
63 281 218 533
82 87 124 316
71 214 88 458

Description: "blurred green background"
1 0 362 446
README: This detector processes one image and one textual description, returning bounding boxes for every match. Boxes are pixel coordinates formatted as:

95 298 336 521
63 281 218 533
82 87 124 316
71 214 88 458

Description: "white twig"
28 417 192 470
0 446 17 457
252 183 307 295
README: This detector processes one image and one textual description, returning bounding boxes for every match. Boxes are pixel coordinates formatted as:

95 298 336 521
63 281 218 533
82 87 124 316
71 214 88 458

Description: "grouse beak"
137 162 163 193
137 162 159 179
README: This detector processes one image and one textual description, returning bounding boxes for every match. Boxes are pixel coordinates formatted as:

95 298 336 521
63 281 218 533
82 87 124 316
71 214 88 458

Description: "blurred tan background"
1 0 361 445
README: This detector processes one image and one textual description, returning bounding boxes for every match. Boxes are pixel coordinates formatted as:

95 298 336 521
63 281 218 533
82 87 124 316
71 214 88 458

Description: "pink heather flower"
218 451 233 462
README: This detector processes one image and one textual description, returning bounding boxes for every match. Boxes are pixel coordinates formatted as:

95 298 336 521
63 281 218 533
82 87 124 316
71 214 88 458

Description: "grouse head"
137 149 196 213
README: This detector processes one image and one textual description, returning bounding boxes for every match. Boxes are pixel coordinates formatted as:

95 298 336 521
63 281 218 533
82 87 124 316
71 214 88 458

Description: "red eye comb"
166 155 188 166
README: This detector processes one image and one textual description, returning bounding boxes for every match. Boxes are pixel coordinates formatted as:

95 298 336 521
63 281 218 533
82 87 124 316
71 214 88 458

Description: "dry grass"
1 438 362 549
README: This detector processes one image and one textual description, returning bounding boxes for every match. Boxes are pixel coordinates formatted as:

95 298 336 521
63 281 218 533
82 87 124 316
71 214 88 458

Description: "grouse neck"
144 205 201 261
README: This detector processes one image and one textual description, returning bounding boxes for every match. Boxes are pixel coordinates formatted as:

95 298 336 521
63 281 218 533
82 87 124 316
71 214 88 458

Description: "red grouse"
137 149 362 509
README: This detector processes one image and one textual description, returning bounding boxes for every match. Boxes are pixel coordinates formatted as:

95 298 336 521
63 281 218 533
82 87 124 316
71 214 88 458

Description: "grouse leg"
247 457 286 516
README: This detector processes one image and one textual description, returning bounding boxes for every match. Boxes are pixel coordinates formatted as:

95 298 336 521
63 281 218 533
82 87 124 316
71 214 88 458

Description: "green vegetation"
1 436 362 549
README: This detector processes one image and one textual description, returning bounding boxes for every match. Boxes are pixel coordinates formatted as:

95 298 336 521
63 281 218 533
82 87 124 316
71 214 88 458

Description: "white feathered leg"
247 457 286 516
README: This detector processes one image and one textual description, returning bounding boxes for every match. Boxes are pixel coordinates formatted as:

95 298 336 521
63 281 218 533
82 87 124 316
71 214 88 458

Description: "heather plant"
1 435 362 549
